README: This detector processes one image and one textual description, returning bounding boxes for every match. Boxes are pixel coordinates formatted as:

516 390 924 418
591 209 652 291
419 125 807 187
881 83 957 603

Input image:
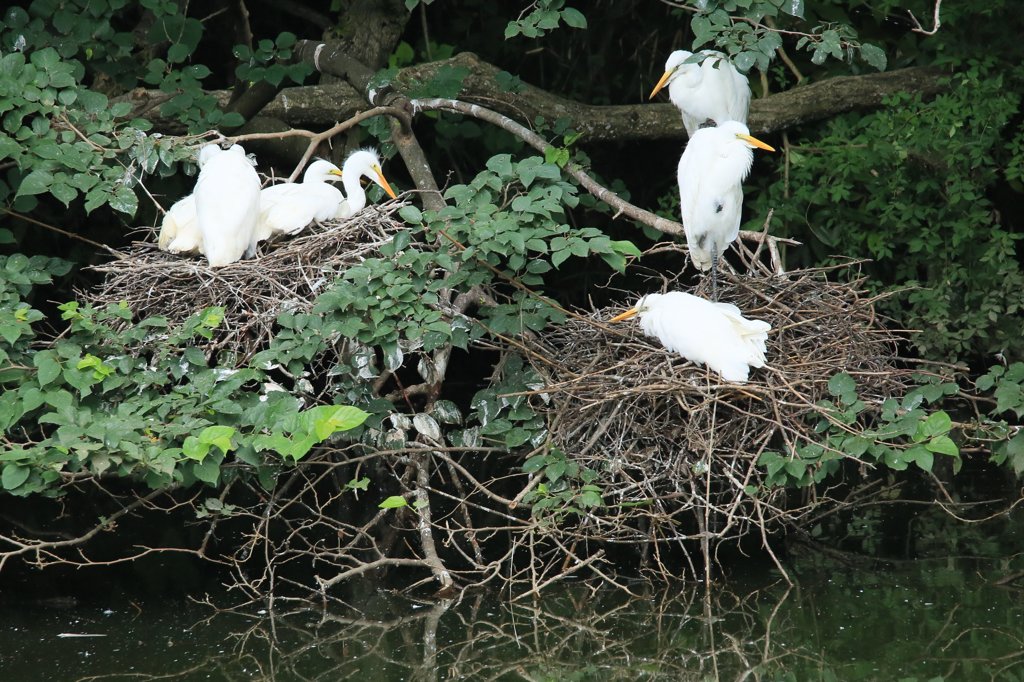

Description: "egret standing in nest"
335 148 398 220
609 291 771 383
252 159 345 248
157 144 223 255
195 143 261 267
678 120 774 299
649 50 750 137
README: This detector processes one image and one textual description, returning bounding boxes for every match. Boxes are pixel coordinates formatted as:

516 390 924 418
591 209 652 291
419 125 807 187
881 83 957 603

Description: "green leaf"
925 435 959 457
398 205 422 223
859 44 887 71
915 411 952 441
827 373 857 399
378 495 408 509
33 350 61 387
523 454 546 473
906 445 934 472
1 464 30 490
305 404 369 440
16 170 53 197
560 7 587 29
199 425 236 455
192 457 221 485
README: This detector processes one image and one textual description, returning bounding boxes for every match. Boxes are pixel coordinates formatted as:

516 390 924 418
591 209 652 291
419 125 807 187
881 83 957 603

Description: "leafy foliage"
757 372 961 488
0 256 369 495
751 64 1024 362
977 363 1024 475
0 1 308 217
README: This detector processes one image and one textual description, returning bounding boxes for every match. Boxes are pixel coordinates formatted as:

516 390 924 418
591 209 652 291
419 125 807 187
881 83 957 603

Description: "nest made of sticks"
524 265 910 549
81 203 406 360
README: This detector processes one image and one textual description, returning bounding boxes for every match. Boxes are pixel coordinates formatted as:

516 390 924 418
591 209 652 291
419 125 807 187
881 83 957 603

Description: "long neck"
342 174 367 213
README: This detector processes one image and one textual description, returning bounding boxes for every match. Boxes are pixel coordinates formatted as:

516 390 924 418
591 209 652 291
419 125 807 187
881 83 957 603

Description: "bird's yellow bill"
737 134 775 152
648 69 674 99
329 169 343 178
609 307 639 322
373 164 398 199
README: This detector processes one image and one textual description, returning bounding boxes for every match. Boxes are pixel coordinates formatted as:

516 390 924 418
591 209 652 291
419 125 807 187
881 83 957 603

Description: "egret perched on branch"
335 148 398 220
609 291 771 383
677 120 775 299
649 50 750 137
157 144 224 255
252 159 345 248
194 143 260 267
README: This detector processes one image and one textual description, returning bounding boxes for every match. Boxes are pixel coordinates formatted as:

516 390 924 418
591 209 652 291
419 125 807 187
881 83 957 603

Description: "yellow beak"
329 169 343 178
609 307 639 323
649 69 674 99
737 133 776 152
372 164 398 199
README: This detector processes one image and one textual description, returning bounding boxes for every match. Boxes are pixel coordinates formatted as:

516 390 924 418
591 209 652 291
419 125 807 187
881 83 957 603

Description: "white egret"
252 159 345 247
194 143 261 267
335 148 397 220
157 144 224 255
609 291 771 383
677 120 774 298
649 50 750 138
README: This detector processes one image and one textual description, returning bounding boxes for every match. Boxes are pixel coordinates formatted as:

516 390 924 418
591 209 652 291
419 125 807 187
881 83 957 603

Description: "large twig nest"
81 203 406 360
524 265 910 554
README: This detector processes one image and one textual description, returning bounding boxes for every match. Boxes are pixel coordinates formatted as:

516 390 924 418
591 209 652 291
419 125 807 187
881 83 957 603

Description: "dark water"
2 559 1022 681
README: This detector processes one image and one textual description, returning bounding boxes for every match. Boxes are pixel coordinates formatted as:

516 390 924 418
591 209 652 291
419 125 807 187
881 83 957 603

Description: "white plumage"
610 291 771 383
252 159 345 247
650 49 751 138
335 148 397 220
157 144 223 255
677 121 774 290
194 143 260 268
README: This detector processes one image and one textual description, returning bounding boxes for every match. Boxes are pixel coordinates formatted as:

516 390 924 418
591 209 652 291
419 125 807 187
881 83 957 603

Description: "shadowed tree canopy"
1 0 1023 600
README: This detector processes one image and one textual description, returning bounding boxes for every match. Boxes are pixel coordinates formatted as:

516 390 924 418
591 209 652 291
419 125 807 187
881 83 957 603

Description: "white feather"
621 291 771 383
656 50 751 137
195 144 260 268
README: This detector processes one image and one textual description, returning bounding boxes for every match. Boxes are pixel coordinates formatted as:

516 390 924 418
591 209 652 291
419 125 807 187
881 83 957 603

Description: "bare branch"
909 0 942 36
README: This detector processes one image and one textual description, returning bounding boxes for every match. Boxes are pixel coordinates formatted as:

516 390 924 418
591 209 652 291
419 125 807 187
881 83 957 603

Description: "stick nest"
524 266 910 558
81 204 406 360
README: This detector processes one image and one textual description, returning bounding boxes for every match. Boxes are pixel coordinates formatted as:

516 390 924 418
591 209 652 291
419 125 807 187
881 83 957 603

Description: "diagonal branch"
412 98 800 254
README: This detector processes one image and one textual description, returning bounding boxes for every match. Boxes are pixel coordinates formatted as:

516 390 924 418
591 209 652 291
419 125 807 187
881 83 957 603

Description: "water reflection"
3 559 1024 681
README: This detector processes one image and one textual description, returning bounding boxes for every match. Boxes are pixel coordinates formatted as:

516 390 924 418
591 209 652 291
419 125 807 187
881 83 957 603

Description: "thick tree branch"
127 54 948 144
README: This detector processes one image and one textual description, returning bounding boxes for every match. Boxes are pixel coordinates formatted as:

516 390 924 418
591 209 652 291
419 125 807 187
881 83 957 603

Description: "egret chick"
335 148 398 220
677 120 774 299
157 144 224 255
609 291 771 383
195 144 260 267
650 50 750 138
252 159 345 247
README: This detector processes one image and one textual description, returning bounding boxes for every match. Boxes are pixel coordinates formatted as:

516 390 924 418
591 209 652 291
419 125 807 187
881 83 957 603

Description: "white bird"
194 143 260 267
649 50 751 138
334 148 397 220
157 144 224 255
677 120 774 298
609 291 771 383
252 159 345 247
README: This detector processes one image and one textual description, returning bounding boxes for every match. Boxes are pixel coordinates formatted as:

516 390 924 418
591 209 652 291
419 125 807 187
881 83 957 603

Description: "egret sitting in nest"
609 291 771 383
252 159 346 247
334 148 398 220
157 144 223 255
195 143 261 267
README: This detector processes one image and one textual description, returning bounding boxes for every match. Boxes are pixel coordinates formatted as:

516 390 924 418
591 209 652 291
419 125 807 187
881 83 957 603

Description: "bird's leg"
711 244 719 301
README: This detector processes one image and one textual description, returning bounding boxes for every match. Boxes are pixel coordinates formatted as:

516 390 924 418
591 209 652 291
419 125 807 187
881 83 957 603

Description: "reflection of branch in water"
180 583 808 681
